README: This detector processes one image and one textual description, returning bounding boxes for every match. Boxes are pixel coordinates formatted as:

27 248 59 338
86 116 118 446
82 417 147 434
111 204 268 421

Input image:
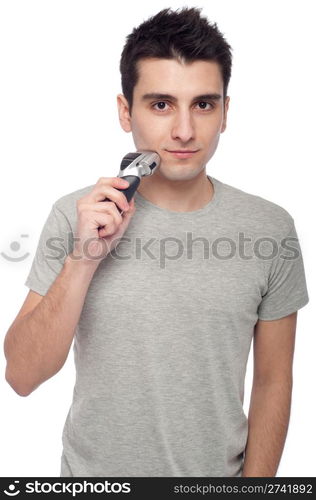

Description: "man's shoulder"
51 183 95 227
214 177 295 236
55 184 95 205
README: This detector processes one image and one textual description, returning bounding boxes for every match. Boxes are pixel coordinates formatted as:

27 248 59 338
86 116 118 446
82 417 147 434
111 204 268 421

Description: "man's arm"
3 176 136 397
242 312 297 477
4 255 98 396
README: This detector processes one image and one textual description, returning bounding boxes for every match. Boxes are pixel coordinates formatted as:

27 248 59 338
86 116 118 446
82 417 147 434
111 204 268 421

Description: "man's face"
117 58 230 182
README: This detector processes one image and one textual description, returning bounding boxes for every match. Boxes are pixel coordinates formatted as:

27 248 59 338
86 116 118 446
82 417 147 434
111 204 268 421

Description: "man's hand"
71 176 136 266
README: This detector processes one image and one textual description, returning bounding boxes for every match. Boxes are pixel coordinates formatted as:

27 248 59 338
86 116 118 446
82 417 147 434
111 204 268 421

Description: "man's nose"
171 110 195 143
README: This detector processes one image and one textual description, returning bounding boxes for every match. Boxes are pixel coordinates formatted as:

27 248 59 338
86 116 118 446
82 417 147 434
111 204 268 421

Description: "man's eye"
196 101 214 110
152 101 169 111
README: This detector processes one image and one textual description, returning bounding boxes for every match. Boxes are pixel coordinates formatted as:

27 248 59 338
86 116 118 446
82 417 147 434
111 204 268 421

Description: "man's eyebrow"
141 92 222 102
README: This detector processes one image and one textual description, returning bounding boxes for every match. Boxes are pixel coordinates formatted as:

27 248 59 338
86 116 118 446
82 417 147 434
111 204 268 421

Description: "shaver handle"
116 175 140 203
102 175 140 215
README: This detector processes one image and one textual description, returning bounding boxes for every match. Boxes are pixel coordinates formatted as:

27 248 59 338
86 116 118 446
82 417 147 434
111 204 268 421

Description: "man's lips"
165 149 199 158
166 149 199 152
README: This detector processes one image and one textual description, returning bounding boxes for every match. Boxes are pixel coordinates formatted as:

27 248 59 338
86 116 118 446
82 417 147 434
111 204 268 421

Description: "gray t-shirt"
24 175 309 477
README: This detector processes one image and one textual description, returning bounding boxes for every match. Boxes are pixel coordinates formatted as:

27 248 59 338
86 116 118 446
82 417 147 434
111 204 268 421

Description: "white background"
0 0 315 477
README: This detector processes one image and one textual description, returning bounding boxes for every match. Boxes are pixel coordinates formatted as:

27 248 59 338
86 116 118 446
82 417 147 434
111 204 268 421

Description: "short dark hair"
119 7 233 113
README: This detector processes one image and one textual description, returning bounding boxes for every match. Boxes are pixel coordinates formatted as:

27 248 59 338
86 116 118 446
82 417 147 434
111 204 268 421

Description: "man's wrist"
65 252 101 277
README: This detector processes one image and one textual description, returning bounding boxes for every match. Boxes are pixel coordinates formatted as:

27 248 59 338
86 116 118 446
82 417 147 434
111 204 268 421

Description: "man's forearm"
242 379 292 477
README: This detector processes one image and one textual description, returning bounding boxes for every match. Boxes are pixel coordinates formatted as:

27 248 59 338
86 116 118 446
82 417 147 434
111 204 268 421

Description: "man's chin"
155 164 204 182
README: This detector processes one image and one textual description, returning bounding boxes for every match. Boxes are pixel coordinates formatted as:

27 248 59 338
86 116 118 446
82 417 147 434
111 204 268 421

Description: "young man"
4 7 309 477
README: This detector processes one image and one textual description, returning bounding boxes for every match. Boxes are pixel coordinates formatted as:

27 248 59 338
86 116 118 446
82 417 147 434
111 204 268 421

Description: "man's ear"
117 94 132 132
221 96 230 133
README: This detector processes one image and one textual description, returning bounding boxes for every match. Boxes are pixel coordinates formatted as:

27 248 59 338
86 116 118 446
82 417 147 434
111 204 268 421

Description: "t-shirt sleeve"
24 203 72 296
257 220 309 320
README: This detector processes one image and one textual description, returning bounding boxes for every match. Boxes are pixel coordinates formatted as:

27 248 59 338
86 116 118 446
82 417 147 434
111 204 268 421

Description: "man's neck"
136 170 214 212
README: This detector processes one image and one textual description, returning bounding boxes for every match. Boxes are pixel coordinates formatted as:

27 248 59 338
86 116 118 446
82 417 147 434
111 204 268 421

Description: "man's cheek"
131 119 164 151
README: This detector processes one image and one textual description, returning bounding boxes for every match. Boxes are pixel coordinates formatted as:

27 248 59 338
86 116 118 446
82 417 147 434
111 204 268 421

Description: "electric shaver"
103 151 160 214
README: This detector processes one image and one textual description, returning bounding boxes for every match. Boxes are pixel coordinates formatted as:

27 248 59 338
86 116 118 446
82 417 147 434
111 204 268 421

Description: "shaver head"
118 151 160 179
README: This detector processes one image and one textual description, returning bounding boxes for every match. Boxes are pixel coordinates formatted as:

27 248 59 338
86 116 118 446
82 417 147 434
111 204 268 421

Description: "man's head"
117 7 233 182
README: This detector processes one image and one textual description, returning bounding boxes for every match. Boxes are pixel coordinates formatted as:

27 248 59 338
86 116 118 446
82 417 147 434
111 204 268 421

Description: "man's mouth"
165 149 199 159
